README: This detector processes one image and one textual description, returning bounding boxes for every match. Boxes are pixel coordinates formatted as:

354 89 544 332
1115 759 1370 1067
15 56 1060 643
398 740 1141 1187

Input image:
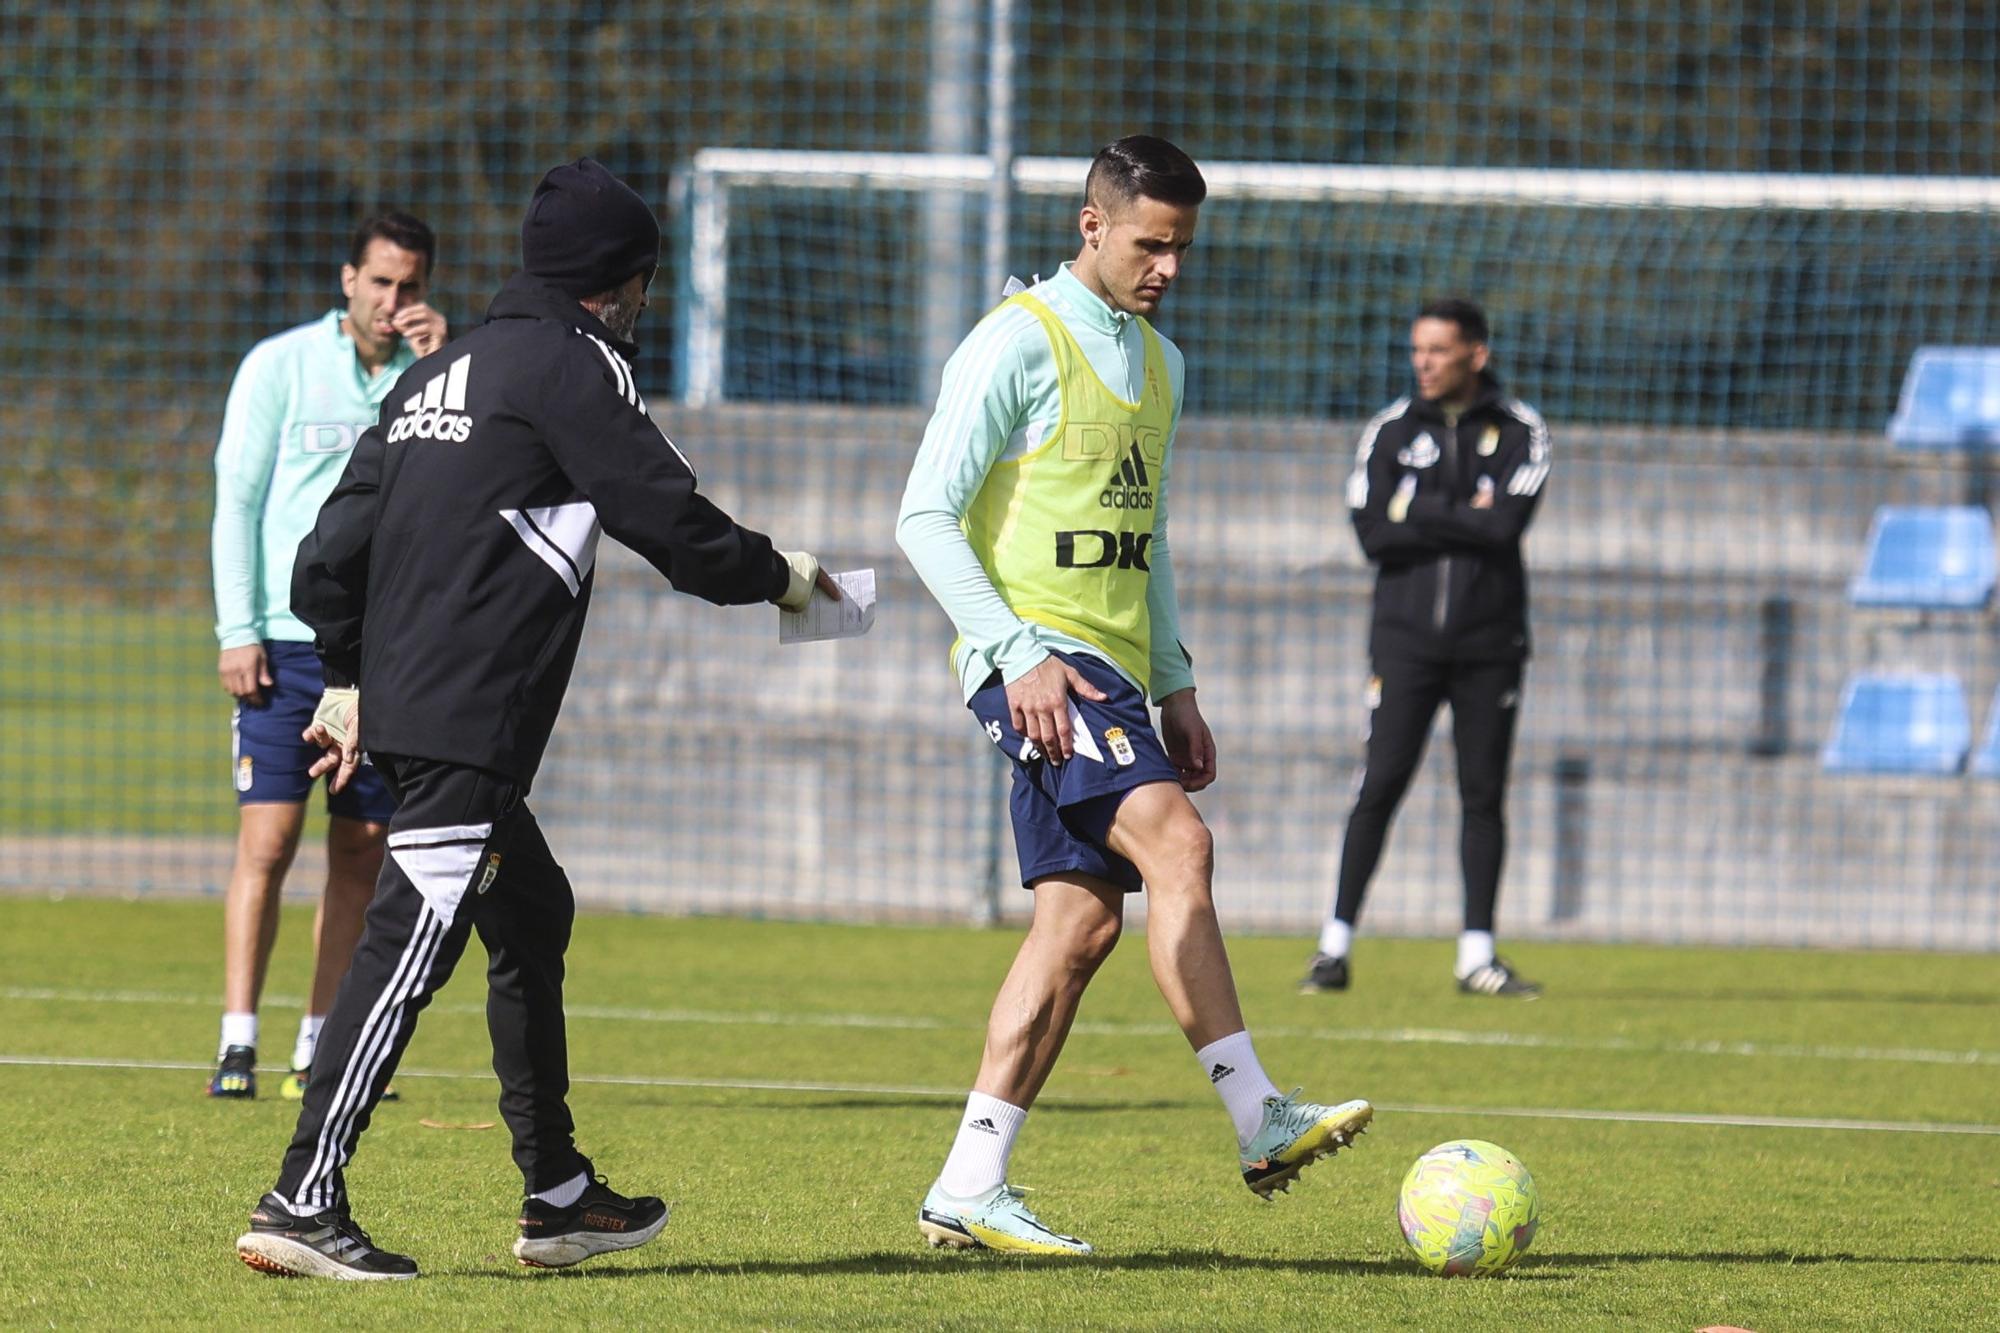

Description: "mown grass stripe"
10 985 1998 1069
7 1053 1999 1137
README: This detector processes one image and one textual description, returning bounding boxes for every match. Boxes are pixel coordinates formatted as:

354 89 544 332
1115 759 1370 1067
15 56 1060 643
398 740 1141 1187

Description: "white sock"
1317 918 1353 958
219 1012 257 1058
1457 930 1496 978
937 1092 1027 1198
291 1014 325 1071
530 1170 589 1208
1197 1031 1282 1147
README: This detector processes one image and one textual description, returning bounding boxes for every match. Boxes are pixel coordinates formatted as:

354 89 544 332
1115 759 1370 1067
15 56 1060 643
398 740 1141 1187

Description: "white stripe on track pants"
271 754 586 1215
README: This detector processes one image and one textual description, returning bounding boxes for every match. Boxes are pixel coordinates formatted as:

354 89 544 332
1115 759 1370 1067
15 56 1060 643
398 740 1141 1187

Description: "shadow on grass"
456 1249 1414 1280
455 1247 2000 1281
1526 1250 2000 1270
1554 985 2000 1008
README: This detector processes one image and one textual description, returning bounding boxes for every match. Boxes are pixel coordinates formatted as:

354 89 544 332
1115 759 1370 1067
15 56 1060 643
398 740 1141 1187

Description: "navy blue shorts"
230 640 396 822
967 651 1181 893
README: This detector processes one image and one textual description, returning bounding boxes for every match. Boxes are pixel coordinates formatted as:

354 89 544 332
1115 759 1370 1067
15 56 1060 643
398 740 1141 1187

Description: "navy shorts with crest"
231 640 397 822
967 651 1181 893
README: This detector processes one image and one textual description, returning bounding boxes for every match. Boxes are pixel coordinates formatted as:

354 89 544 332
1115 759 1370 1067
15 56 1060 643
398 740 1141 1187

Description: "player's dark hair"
1417 296 1489 345
1085 135 1207 212
349 211 437 275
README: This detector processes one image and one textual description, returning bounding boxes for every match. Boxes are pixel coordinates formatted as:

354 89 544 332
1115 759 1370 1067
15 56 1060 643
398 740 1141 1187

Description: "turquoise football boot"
1240 1090 1374 1198
918 1182 1092 1255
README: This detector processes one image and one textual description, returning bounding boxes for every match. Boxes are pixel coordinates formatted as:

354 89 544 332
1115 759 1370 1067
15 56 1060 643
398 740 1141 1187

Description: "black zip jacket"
292 271 789 784
1344 372 1550 663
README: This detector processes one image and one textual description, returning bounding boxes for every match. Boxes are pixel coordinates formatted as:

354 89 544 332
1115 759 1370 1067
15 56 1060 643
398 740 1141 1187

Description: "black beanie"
520 158 661 296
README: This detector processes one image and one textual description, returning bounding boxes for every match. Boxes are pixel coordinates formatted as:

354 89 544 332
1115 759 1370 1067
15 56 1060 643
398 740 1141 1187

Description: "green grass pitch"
2 897 1996 1328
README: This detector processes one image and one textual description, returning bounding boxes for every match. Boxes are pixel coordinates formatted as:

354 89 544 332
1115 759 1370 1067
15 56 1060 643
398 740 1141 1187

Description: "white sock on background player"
219 1011 256 1058
1457 930 1496 978
291 1014 324 1070
1196 1031 1282 1146
937 1092 1026 1197
1317 917 1353 958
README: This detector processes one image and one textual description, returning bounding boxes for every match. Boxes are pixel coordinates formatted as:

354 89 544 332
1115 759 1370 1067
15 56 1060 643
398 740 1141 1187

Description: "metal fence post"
1750 593 1795 757
1550 752 1591 922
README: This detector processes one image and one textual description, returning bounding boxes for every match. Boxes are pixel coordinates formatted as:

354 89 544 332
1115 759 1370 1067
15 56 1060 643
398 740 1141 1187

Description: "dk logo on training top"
1056 442 1155 570
387 354 473 443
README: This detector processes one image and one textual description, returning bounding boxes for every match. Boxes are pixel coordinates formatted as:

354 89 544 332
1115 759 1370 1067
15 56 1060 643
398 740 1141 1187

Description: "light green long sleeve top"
896 264 1197 703
210 311 416 648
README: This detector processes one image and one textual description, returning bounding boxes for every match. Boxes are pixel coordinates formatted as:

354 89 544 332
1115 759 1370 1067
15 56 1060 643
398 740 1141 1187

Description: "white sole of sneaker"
1247 1101 1375 1200
235 1232 417 1281
513 1208 670 1269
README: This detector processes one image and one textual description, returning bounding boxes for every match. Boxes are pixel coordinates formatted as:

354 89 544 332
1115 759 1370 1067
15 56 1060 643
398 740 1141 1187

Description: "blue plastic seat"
1848 505 1997 609
1888 347 2000 449
1972 687 2000 777
1821 673 1971 775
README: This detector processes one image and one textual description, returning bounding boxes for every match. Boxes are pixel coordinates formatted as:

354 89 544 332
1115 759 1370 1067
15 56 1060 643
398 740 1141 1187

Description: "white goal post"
677 146 2000 407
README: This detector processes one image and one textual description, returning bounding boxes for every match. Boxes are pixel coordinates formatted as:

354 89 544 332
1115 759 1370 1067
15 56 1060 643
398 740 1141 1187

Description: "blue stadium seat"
1887 347 2000 449
1822 673 1972 775
1848 505 1997 609
1972 688 2000 777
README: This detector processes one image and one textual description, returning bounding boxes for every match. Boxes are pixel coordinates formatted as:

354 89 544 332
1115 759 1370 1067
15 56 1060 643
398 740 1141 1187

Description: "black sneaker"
235 1192 419 1280
208 1045 256 1099
514 1174 670 1269
1457 957 1542 999
1298 953 1351 993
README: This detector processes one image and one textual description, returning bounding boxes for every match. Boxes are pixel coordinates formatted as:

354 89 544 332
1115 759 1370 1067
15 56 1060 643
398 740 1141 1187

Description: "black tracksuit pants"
272 754 586 1216
1334 656 1523 933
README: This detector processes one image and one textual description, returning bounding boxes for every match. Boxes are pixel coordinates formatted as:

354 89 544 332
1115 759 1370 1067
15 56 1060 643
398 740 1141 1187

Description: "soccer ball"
1397 1139 1540 1276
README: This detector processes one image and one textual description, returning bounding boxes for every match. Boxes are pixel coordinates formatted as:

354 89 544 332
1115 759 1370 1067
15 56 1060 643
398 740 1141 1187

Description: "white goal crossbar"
679 147 2000 405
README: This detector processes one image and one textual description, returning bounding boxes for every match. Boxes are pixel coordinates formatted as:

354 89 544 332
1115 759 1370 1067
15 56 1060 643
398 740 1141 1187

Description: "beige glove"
310 685 360 748
776 551 821 611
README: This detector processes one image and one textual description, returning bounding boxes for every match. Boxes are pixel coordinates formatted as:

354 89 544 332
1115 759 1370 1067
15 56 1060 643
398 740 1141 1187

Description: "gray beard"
592 294 640 340
596 290 642 342
580 289 643 342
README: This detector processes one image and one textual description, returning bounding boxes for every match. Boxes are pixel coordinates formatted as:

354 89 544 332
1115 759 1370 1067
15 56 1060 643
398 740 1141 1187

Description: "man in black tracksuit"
1301 298 1550 999
234 159 837 1281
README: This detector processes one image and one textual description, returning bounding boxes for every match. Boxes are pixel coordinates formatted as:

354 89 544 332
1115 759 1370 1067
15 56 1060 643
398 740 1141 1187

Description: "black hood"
484 270 639 359
520 157 661 298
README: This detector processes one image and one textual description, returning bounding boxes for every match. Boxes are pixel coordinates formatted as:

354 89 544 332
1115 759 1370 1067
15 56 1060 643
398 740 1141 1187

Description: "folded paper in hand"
780 567 877 644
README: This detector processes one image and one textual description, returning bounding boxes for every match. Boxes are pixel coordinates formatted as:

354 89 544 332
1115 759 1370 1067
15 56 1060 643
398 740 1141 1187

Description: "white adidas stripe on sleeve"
1346 397 1409 510
584 334 640 407
1502 399 1552 496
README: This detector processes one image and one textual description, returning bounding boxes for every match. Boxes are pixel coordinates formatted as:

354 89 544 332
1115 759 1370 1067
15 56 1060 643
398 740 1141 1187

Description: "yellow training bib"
962 293 1175 692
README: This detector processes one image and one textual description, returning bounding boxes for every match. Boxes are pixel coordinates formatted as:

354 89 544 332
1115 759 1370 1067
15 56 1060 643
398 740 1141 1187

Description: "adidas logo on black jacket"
291 271 789 783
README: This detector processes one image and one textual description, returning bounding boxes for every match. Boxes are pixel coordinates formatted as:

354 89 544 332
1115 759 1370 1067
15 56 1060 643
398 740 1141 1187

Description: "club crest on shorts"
1397 433 1440 469
1365 675 1383 710
235 755 254 792
1104 726 1137 767
476 852 502 895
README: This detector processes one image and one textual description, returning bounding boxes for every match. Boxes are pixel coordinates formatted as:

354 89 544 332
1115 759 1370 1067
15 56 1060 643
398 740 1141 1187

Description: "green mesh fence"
3 2 2000 949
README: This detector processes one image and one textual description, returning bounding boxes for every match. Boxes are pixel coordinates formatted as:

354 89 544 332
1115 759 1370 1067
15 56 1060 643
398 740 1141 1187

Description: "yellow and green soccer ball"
1397 1139 1540 1276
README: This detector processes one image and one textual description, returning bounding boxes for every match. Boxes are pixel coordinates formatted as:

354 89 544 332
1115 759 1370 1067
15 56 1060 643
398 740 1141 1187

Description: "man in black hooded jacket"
234 159 838 1281
1300 298 1550 1001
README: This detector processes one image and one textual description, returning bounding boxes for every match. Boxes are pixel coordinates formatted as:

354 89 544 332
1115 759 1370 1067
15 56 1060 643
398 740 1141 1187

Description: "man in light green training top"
896 135 1374 1255
207 212 447 1101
